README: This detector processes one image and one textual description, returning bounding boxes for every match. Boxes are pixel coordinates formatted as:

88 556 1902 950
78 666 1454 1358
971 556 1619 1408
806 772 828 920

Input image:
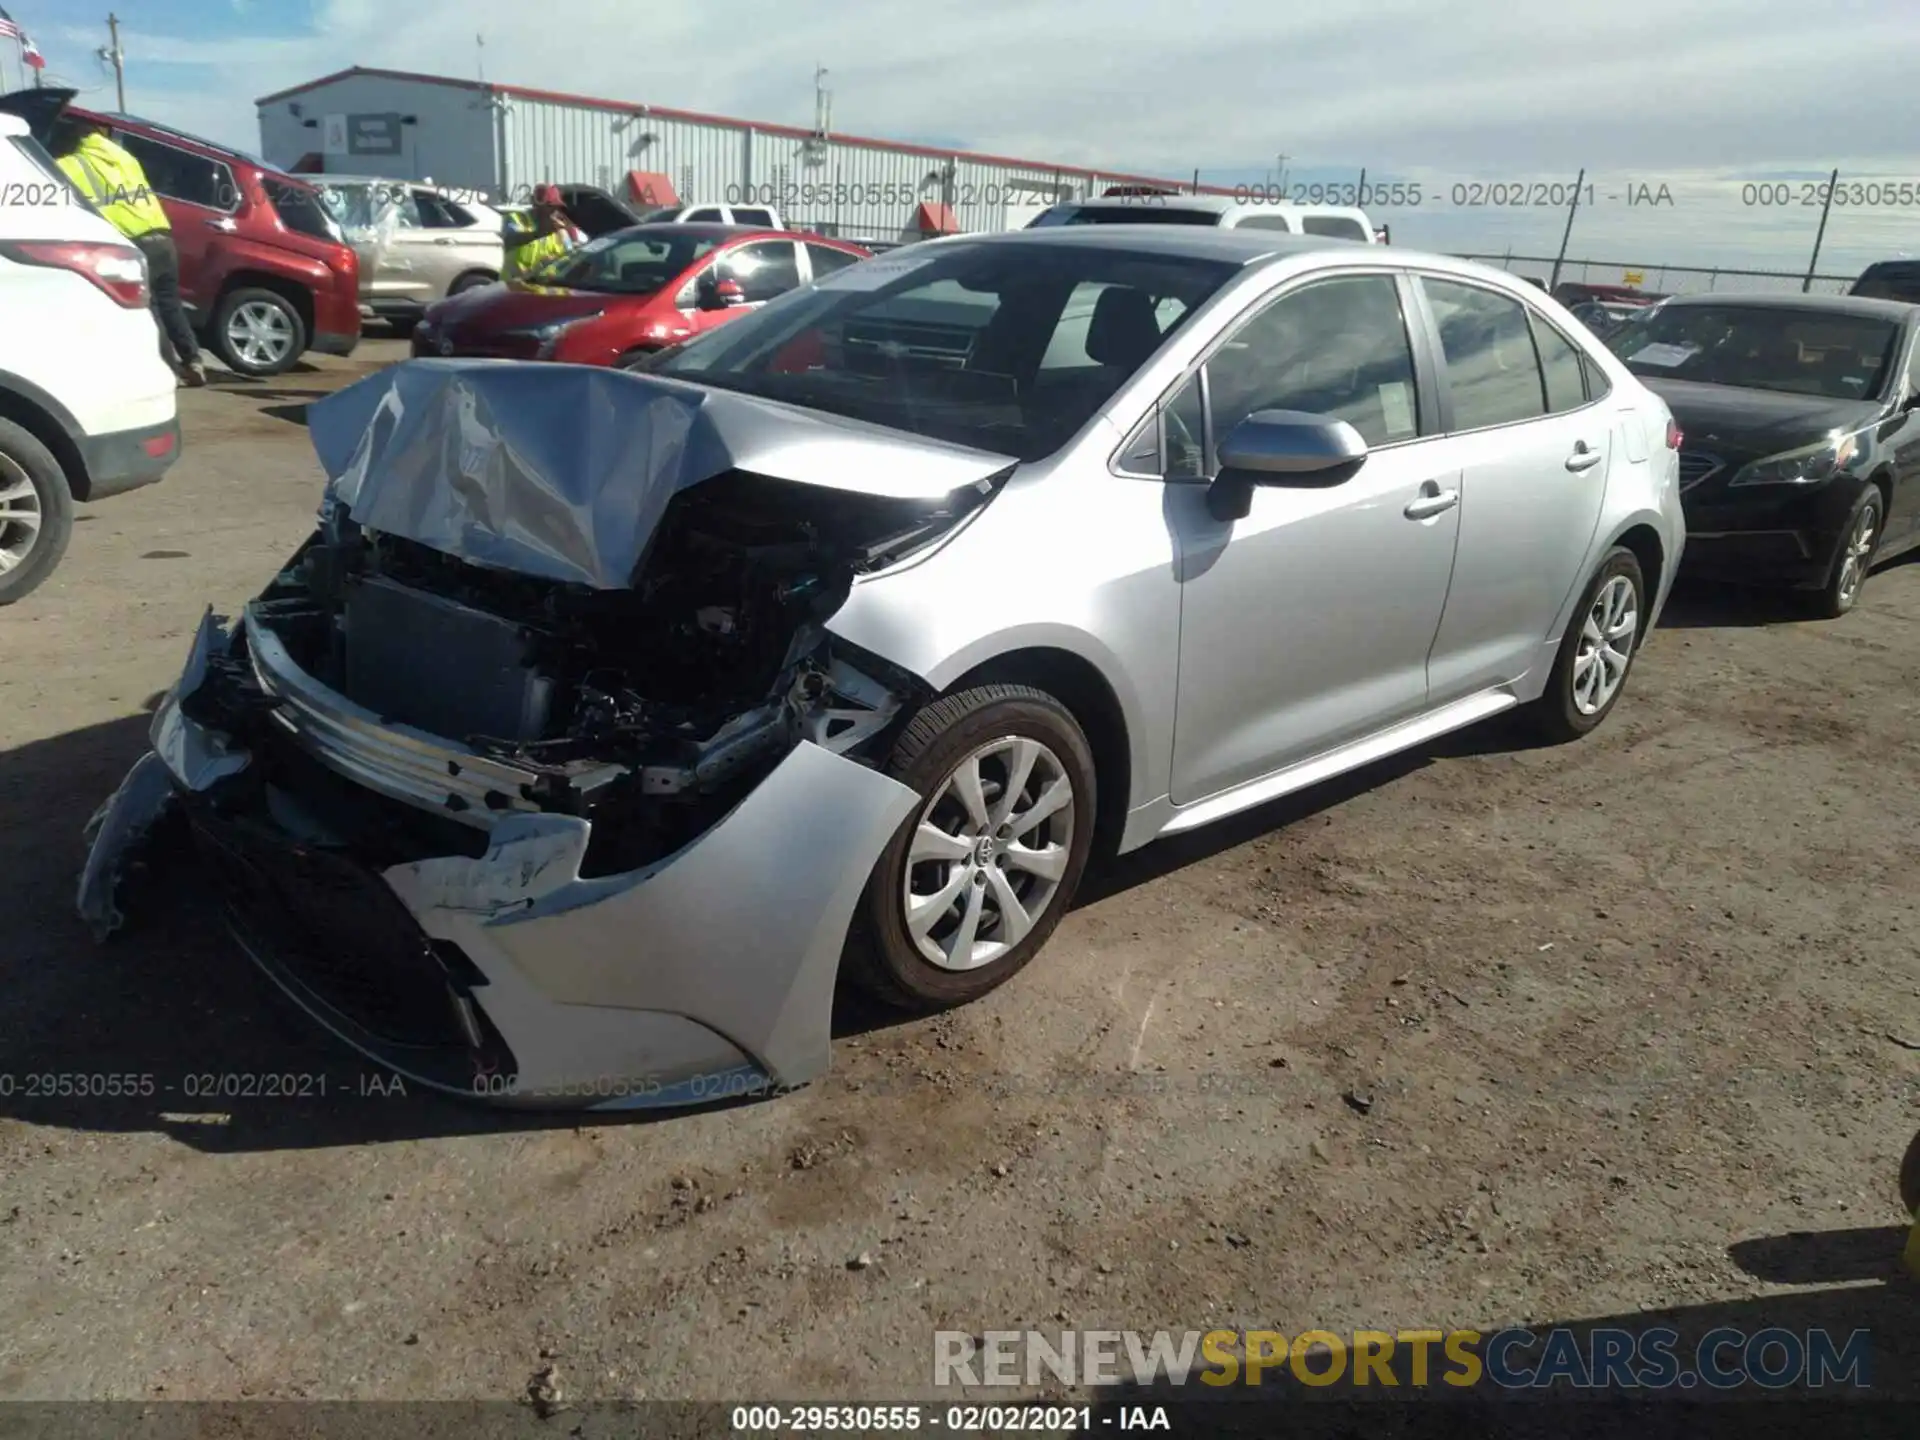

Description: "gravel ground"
1 341 1914 1406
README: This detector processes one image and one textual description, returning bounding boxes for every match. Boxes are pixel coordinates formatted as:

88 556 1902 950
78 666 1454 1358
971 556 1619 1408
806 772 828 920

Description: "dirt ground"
1 340 1914 1406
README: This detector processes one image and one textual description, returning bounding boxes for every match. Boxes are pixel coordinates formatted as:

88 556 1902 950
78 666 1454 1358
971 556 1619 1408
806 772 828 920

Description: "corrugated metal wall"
499 95 1143 238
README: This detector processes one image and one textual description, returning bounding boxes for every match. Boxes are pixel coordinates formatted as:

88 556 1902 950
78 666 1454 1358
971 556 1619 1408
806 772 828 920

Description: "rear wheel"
211 287 306 377
1806 488 1881 619
448 271 495 296
844 685 1097 1011
1901 1129 1920 1217
0 418 75 607
1529 546 1645 743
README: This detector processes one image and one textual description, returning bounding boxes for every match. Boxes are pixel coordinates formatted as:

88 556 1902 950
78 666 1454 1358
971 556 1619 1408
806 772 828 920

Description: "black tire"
1529 546 1646 744
0 417 75 607
1902 1129 1920 1217
449 271 495 296
210 287 308 377
1805 487 1882 620
844 684 1098 1012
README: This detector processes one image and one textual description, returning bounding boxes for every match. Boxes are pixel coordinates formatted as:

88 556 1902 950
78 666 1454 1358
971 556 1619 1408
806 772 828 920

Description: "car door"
1164 271 1464 805
112 130 237 317
1418 277 1614 704
1882 329 1920 546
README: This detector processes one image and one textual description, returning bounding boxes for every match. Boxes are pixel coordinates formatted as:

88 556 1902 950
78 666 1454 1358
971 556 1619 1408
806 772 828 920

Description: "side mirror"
1207 410 1369 522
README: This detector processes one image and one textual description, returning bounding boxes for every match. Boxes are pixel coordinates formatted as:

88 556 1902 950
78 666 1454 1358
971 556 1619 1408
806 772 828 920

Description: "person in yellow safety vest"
52 119 207 387
500 184 576 283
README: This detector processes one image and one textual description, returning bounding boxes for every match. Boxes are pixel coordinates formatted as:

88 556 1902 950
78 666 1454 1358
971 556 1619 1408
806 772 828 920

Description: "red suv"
412 224 868 368
32 89 360 377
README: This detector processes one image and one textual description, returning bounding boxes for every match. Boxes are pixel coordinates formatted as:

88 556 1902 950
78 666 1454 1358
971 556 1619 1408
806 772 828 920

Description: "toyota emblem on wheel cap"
438 336 454 356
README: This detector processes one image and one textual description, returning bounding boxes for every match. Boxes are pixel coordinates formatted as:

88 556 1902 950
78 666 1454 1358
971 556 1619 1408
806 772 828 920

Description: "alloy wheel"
226 300 296 369
902 736 1075 971
1836 504 1876 610
0 452 43 577
1571 574 1638 716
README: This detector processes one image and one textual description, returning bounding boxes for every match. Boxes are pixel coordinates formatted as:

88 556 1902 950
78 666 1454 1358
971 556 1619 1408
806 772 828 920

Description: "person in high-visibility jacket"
53 119 206 386
500 185 576 283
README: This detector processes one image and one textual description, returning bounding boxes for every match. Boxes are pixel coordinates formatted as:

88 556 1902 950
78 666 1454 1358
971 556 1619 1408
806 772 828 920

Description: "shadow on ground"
1086 1243 1918 1435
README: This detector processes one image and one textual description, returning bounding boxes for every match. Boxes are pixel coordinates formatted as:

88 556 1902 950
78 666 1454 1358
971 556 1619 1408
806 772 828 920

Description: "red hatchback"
411 224 870 368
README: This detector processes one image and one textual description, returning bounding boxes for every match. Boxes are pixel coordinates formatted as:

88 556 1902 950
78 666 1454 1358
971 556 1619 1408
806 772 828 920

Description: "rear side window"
262 176 335 240
1302 215 1369 240
685 207 725 223
414 191 475 228
1234 214 1296 232
1530 314 1589 413
805 243 859 279
1422 278 1547 430
115 132 237 212
735 207 776 228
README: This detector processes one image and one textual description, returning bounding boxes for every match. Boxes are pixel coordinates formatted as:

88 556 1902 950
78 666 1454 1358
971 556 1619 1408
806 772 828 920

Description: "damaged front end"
78 361 1015 1107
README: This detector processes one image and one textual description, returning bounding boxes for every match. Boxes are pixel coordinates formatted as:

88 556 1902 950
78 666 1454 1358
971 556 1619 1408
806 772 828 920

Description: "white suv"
0 109 180 604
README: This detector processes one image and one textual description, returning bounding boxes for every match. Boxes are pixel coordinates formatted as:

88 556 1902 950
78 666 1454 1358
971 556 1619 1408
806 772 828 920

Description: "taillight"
0 240 149 307
1665 418 1683 450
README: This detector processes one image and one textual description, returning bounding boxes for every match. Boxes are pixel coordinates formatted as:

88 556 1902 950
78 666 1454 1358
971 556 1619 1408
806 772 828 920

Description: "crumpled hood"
306 359 1017 588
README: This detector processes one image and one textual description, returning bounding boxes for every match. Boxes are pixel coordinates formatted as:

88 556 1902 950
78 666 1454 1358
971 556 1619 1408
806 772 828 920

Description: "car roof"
917 225 1372 265
1655 291 1918 321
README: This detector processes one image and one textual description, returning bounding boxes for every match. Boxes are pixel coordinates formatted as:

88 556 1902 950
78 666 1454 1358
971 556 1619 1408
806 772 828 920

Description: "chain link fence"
1455 253 1857 296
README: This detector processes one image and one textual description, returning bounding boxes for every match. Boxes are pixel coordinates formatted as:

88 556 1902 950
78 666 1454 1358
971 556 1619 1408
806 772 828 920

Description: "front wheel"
211 287 307 377
1529 546 1646 743
844 684 1097 1012
1806 489 1881 619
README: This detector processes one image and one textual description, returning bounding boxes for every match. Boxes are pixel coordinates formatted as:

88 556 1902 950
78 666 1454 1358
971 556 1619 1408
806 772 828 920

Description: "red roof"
625 169 679 207
913 200 961 234
255 66 1236 194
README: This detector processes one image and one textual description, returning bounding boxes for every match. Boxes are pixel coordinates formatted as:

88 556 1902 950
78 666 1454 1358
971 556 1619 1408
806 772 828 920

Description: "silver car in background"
78 229 1684 1108
305 176 504 328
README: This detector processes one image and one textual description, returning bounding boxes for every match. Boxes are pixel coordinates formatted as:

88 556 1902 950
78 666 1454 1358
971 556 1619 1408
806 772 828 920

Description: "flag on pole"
0 7 45 69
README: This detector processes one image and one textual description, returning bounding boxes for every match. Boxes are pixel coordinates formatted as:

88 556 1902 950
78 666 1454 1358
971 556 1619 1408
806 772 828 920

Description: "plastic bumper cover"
76 612 920 1109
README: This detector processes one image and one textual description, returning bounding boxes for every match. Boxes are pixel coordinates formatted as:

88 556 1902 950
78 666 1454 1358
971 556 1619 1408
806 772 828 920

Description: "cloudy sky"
13 0 1920 276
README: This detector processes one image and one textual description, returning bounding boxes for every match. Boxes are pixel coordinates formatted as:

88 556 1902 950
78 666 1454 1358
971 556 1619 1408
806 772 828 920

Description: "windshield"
654 241 1240 460
527 229 725 293
1852 267 1920 303
1604 304 1900 400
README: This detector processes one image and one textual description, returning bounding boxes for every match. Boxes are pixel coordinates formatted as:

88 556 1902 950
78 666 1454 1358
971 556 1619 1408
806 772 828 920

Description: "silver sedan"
79 228 1685 1108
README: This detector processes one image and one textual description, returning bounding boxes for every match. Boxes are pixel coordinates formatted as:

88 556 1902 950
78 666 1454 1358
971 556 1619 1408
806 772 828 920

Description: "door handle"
432 237 458 245
1404 486 1460 520
1566 441 1604 472
205 217 236 232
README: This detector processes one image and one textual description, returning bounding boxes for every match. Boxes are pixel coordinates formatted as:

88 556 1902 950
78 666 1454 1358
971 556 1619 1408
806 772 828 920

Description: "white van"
1028 193 1380 243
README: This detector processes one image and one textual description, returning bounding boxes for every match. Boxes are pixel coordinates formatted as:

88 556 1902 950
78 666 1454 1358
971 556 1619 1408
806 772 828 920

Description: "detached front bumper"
78 612 918 1109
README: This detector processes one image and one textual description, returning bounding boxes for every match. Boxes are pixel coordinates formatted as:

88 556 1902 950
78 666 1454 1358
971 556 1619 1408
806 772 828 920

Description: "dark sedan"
1604 293 1920 616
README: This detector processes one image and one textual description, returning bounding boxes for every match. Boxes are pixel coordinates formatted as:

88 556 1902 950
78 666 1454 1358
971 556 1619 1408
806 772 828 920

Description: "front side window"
1851 265 1920 303
1234 214 1297 232
1423 278 1549 430
684 207 724 223
413 191 474 229
1602 303 1900 400
720 240 801 302
534 229 724 295
654 241 1240 460
734 207 776 228
1204 274 1422 449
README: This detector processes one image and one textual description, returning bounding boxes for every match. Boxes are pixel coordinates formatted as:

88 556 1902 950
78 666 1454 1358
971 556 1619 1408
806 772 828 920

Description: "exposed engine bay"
188 469 986 875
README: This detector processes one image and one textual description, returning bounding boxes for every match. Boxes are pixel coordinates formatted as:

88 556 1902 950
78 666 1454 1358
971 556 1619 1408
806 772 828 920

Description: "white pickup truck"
641 201 787 230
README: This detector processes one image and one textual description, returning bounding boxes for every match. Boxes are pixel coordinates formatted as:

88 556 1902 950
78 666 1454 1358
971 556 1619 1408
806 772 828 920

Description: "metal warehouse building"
256 66 1222 239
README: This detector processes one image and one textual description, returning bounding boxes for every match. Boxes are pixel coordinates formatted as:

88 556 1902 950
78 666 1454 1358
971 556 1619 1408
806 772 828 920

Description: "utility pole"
1548 167 1586 290
475 33 485 83
1803 167 1839 293
102 12 126 111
